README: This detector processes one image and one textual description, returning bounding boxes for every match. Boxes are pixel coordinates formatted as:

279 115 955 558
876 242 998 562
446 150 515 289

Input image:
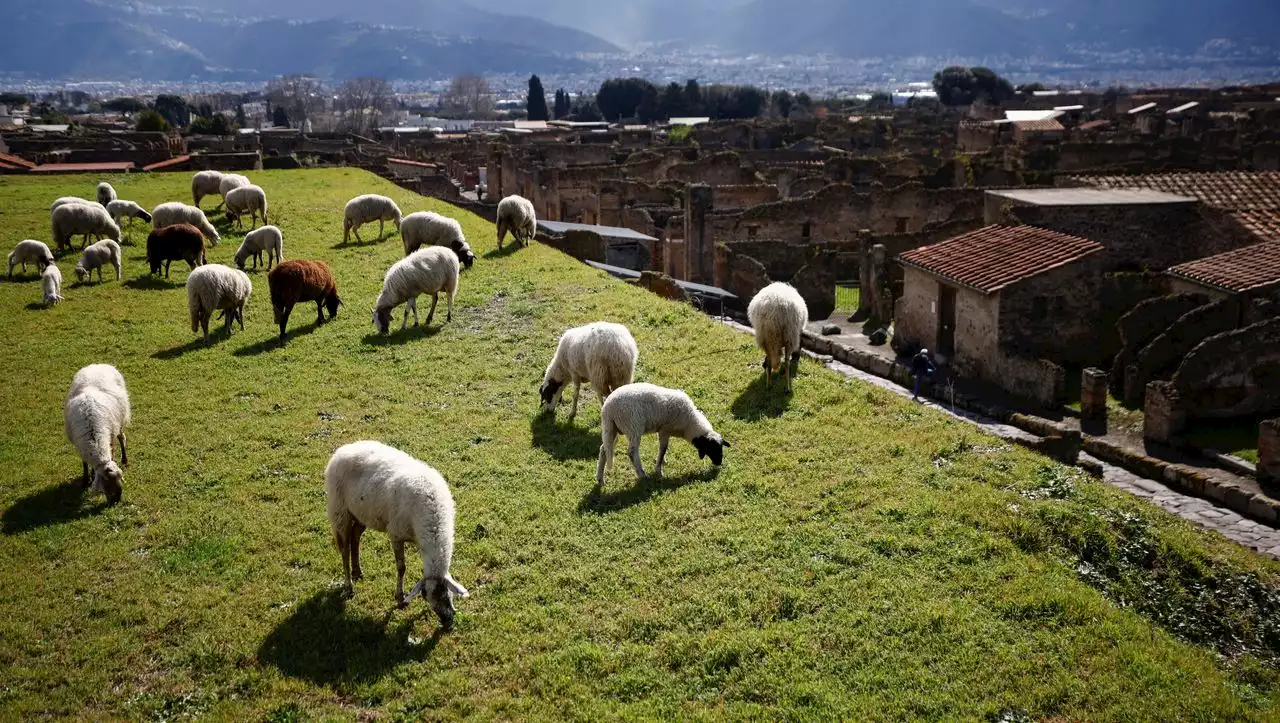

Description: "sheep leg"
278 305 292 344
393 540 408 608
655 433 670 477
338 527 353 597
445 290 452 323
349 519 366 581
81 461 90 490
164 259 171 278
424 293 439 326
202 312 211 342
353 225 363 244
596 430 616 485
784 347 793 394
315 301 326 325
763 356 772 388
378 220 385 240
568 382 582 421
628 437 647 480
118 433 128 467
237 306 245 332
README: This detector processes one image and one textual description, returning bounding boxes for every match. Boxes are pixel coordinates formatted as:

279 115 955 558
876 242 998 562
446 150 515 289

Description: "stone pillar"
1081 368 1109 421
1259 420 1280 490
1123 364 1144 408
684 184 714 285
486 149 502 199
1144 381 1185 444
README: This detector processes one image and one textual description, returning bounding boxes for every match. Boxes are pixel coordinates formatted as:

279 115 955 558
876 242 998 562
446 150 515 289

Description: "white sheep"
51 203 121 252
400 211 475 267
64 363 131 504
747 282 809 393
8 239 55 277
42 264 63 306
152 202 220 246
105 200 154 229
191 170 226 208
343 194 402 244
234 225 284 271
497 194 536 249
596 382 730 484
96 182 117 207
224 184 268 230
50 196 92 212
372 246 459 334
75 239 122 283
187 263 252 341
217 173 251 211
324 440 470 627
539 322 638 421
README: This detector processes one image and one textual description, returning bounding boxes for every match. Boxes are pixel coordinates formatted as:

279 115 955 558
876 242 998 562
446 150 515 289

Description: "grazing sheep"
152 202 220 246
145 223 206 278
217 173 251 211
42 264 63 306
105 200 154 228
96 182 117 207
191 170 226 208
539 322 638 421
496 195 536 249
187 264 252 341
51 203 121 252
268 260 342 345
747 282 809 393
234 225 284 271
343 194 402 244
372 247 459 334
75 239 122 283
224 184 268 230
8 239 55 277
50 196 92 212
596 383 730 484
325 440 469 626
64 364 131 504
401 211 475 267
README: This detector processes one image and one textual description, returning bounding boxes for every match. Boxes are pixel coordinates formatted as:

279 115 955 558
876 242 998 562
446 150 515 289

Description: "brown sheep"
268 260 342 345
146 223 206 278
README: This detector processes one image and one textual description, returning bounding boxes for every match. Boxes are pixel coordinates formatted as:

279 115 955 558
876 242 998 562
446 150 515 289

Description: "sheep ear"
444 575 469 598
721 439 731 448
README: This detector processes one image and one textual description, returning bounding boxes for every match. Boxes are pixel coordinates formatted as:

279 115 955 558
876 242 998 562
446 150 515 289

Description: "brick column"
684 184 714 285
1081 368 1109 421
1144 381 1185 444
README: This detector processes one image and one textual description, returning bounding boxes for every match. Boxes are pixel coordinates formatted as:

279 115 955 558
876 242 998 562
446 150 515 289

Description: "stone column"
1259 419 1280 491
1144 381 1185 444
684 184 714 285
1081 368 1109 421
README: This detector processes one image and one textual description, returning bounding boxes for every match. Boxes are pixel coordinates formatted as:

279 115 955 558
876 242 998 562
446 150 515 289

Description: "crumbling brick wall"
1172 317 1280 419
1110 293 1210 394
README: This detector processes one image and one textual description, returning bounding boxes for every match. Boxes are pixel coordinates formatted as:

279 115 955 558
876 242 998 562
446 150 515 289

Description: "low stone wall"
1111 293 1209 395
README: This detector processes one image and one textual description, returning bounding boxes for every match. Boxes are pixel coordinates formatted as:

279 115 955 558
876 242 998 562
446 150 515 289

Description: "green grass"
2 169 1279 719
835 282 860 313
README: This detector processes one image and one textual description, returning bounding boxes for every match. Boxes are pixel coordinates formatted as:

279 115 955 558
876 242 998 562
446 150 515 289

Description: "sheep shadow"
332 234 395 251
124 275 183 291
483 243 524 260
730 371 794 422
153 329 235 359
257 587 443 687
531 414 600 461
2 477 104 534
578 467 720 515
361 324 443 346
233 322 322 357
2 273 41 283
25 302 52 311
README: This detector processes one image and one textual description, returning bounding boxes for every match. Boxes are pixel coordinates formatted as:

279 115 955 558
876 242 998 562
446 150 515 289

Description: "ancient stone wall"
666 152 759 186
713 185 781 210
893 266 940 354
1173 317 1280 419
1110 293 1210 394
997 259 1107 367
1125 298 1245 405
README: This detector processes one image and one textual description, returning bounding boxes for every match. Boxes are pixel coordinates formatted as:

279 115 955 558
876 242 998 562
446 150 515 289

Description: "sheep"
42 264 63 306
596 382 730 484
234 225 284 271
106 200 154 228
343 194 402 244
8 239 55 277
145 224 206 278
75 239 122 283
401 211 475 267
152 202 220 246
96 182 117 207
217 173 251 211
539 322 638 422
64 364 131 505
51 202 121 252
187 264 252 341
496 194 536 249
372 247 459 335
224 184 268 230
191 170 226 208
747 282 809 393
50 196 92 212
325 440 469 627
268 259 342 345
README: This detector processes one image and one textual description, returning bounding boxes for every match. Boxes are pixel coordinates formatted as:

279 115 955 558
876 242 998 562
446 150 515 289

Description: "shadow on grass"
257 587 443 686
124 275 183 291
483 243 524 260
332 234 394 251
2 477 101 534
25 302 51 311
361 323 443 346
531 413 600 461
152 328 234 360
3 273 41 283
233 322 321 357
578 467 719 515
730 371 793 421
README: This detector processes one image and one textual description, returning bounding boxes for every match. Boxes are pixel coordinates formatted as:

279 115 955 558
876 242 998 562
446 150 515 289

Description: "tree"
1018 82 1046 95
569 95 603 122
154 94 189 129
0 92 27 108
658 82 687 120
265 75 324 125
773 90 794 118
636 83 660 124
526 75 549 122
933 65 1014 106
684 79 703 115
235 104 247 127
596 78 658 122
336 76 392 135
190 113 236 135
272 105 291 128
135 109 171 132
553 89 571 120
101 97 145 114
971 67 1015 104
440 74 494 118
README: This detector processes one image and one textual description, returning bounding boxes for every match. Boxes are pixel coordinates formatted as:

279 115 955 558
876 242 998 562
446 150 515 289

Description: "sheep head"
538 378 565 413
692 433 731 466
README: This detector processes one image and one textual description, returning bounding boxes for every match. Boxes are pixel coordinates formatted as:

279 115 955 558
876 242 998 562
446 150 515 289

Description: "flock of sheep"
12 170 811 629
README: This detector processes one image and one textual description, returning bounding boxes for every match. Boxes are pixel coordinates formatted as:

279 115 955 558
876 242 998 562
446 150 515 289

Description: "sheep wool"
42 264 63 306
268 259 342 344
96 182 117 207
51 202 121 252
343 194 402 244
187 264 252 341
152 202 220 246
146 223 206 278
75 239 122 283
235 225 284 271
596 382 730 484
8 239 55 278
218 173 251 205
496 194 537 249
400 211 474 267
325 440 469 627
747 282 809 393
50 196 92 212
106 200 154 227
539 321 638 421
64 364 131 504
372 246 459 334
224 184 269 230
191 170 226 207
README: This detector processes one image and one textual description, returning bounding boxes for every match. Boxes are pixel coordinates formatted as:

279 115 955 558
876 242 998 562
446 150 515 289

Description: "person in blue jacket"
910 348 935 400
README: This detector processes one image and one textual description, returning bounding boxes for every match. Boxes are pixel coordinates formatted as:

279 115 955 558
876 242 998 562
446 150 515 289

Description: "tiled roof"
1167 242 1280 293
387 157 437 168
1231 210 1280 243
897 225 1103 294
142 154 191 172
30 161 135 173
1013 119 1065 132
0 152 35 169
1070 172 1280 211
1077 119 1111 131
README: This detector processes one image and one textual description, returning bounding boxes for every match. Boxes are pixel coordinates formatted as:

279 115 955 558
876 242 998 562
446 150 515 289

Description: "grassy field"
2 169 1280 719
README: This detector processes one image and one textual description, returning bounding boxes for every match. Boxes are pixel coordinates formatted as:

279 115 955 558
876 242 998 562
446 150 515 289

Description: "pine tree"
526 75 550 122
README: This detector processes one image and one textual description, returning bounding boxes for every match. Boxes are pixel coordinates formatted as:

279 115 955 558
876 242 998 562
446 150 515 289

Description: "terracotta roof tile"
1070 171 1280 211
1231 210 1280 243
30 161 135 173
1076 119 1111 131
1013 119 1065 132
897 225 1103 294
143 154 191 171
1167 242 1280 293
0 152 35 169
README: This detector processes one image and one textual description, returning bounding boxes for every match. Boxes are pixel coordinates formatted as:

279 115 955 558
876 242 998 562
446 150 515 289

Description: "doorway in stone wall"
938 284 956 359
